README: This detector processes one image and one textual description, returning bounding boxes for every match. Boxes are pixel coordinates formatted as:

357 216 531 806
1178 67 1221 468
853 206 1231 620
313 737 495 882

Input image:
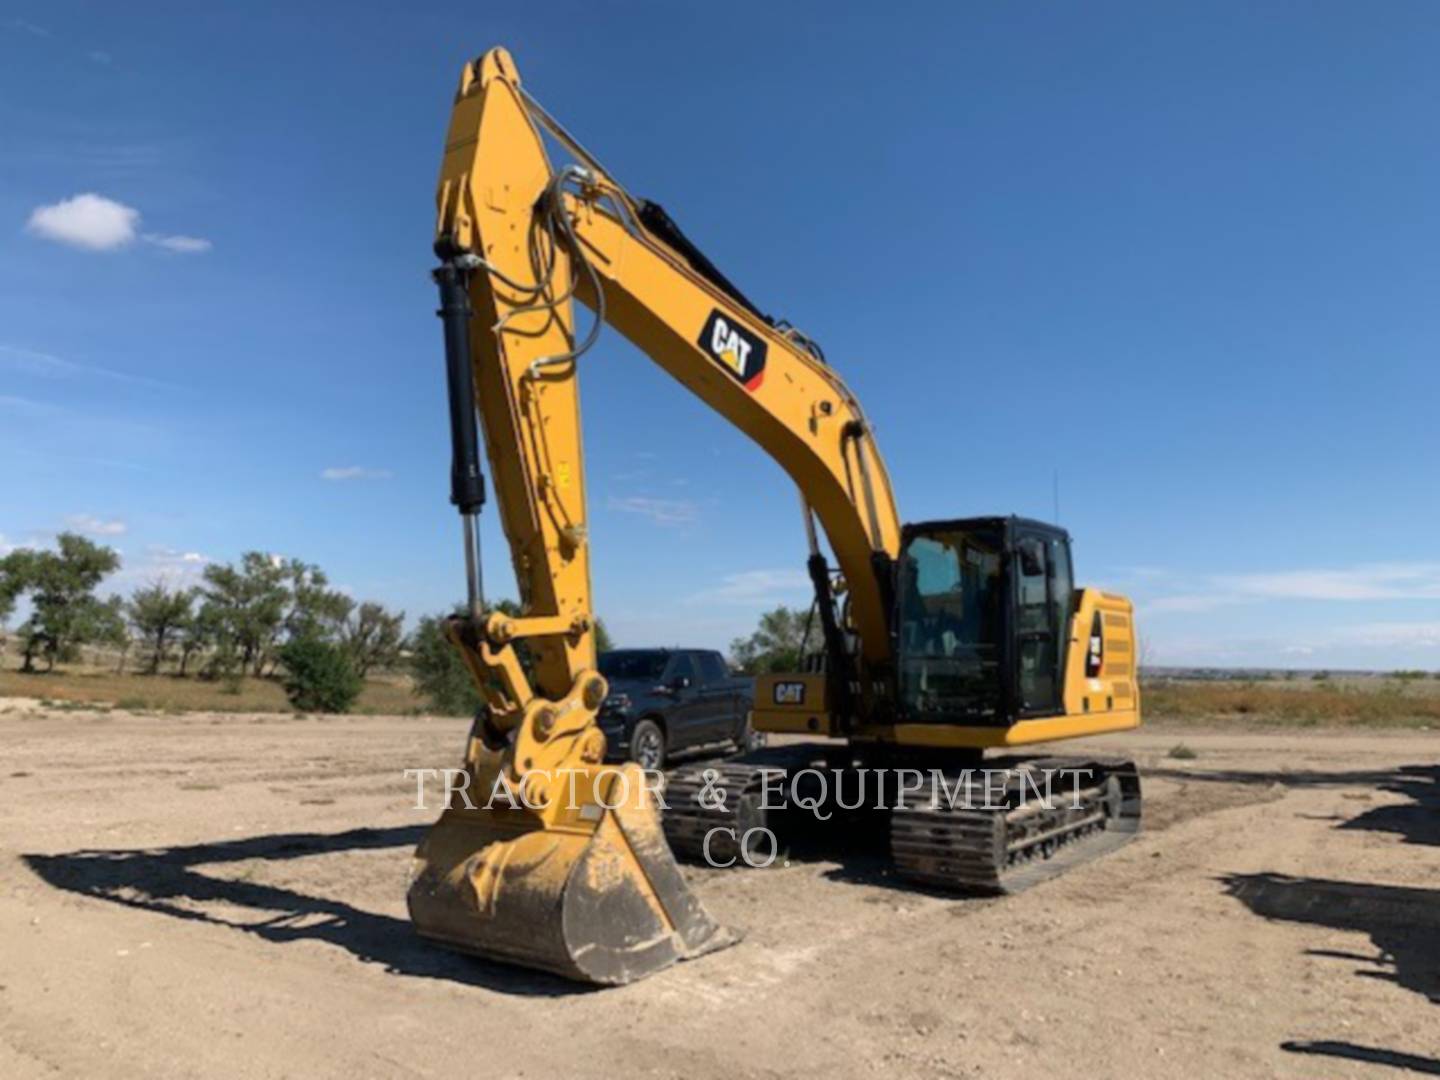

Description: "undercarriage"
663 746 1142 890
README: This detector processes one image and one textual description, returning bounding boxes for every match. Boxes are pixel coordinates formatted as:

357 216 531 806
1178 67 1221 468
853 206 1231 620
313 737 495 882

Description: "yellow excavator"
407 47 1142 985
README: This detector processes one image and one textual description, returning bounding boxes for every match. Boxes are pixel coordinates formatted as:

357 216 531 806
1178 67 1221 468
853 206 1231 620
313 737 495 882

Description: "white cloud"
1142 561 1440 615
1144 594 1252 614
0 394 59 415
3 344 93 378
1332 622 1440 649
143 233 212 254
686 568 811 606
607 495 700 527
321 466 393 481
0 343 179 389
107 545 213 592
1127 566 1173 580
25 193 210 255
1143 620 1440 670
26 193 139 251
1215 563 1440 602
7 18 49 37
66 513 127 537
88 49 111 65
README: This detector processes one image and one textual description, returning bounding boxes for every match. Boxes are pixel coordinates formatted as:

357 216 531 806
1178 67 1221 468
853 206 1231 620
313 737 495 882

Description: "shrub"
1143 682 1440 728
409 613 483 716
278 636 361 714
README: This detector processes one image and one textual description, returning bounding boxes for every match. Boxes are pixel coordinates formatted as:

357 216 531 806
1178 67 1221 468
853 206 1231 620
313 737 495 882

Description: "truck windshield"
599 650 670 681
897 526 1005 721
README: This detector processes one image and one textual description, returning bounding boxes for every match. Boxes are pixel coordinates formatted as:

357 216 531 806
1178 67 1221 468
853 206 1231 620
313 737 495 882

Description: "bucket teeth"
407 763 735 985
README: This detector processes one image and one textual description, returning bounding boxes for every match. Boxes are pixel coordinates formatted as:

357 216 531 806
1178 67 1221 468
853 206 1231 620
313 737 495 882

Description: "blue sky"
3 2 1438 669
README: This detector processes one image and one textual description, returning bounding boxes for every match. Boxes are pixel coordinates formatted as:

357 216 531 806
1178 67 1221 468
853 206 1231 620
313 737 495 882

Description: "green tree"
0 551 29 662
200 553 288 676
0 552 26 627
96 595 130 673
278 636 362 713
280 560 350 650
7 534 122 672
127 582 195 674
594 617 615 654
729 605 808 674
342 600 405 677
176 601 219 677
410 610 486 717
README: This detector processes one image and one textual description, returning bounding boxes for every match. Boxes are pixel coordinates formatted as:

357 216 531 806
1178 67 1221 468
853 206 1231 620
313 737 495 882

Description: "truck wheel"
630 719 667 771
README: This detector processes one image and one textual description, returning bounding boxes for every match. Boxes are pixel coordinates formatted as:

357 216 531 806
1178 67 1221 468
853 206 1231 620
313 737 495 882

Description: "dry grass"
0 667 423 715
3 640 1435 729
1143 680 1440 729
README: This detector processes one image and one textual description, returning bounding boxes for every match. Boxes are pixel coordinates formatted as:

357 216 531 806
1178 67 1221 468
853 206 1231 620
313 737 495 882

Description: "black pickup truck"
596 648 755 769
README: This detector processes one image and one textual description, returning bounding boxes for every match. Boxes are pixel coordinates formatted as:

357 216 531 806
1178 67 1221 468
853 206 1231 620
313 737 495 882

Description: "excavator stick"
409 48 733 984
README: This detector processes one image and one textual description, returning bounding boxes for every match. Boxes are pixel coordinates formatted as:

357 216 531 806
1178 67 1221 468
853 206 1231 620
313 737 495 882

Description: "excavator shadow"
22 824 590 997
1148 764 1417 790
1338 764 1440 848
1279 1040 1440 1075
747 815 985 900
1220 872 1440 1005
1153 762 1440 848
1218 762 1440 1008
815 854 986 900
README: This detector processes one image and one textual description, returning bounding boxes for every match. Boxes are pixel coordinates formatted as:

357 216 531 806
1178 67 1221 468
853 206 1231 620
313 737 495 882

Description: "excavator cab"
754 516 1139 748
896 517 1073 725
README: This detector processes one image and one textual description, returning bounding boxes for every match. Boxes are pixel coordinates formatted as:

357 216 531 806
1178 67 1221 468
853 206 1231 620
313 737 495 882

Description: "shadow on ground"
1220 763 1440 1004
1340 765 1440 848
1150 763 1420 791
1281 1040 1440 1075
1156 763 1439 848
23 825 588 997
1220 759 1440 1069
1222 872 1440 1004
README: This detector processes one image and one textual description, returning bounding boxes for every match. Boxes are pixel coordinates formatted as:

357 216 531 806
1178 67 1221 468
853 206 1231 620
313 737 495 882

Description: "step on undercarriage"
663 747 1141 892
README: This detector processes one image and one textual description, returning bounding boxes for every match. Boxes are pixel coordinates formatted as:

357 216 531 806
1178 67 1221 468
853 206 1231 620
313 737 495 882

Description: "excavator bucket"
407 762 736 985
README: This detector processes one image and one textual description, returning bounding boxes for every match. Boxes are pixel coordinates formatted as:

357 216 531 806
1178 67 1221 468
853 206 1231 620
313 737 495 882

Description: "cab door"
1011 527 1071 716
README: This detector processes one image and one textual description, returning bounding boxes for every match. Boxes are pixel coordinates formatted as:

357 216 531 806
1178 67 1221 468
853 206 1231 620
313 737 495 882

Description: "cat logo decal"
698 310 767 391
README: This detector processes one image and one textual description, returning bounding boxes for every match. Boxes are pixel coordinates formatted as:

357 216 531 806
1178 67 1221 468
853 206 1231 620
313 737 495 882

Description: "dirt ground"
1 701 1436 1079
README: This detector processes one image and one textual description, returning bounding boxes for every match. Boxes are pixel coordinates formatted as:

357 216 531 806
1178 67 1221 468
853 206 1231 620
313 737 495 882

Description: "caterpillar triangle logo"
698 310 767 391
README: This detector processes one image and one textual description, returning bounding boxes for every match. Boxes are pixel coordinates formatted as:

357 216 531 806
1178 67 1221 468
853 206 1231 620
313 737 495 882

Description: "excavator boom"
407 46 1142 985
